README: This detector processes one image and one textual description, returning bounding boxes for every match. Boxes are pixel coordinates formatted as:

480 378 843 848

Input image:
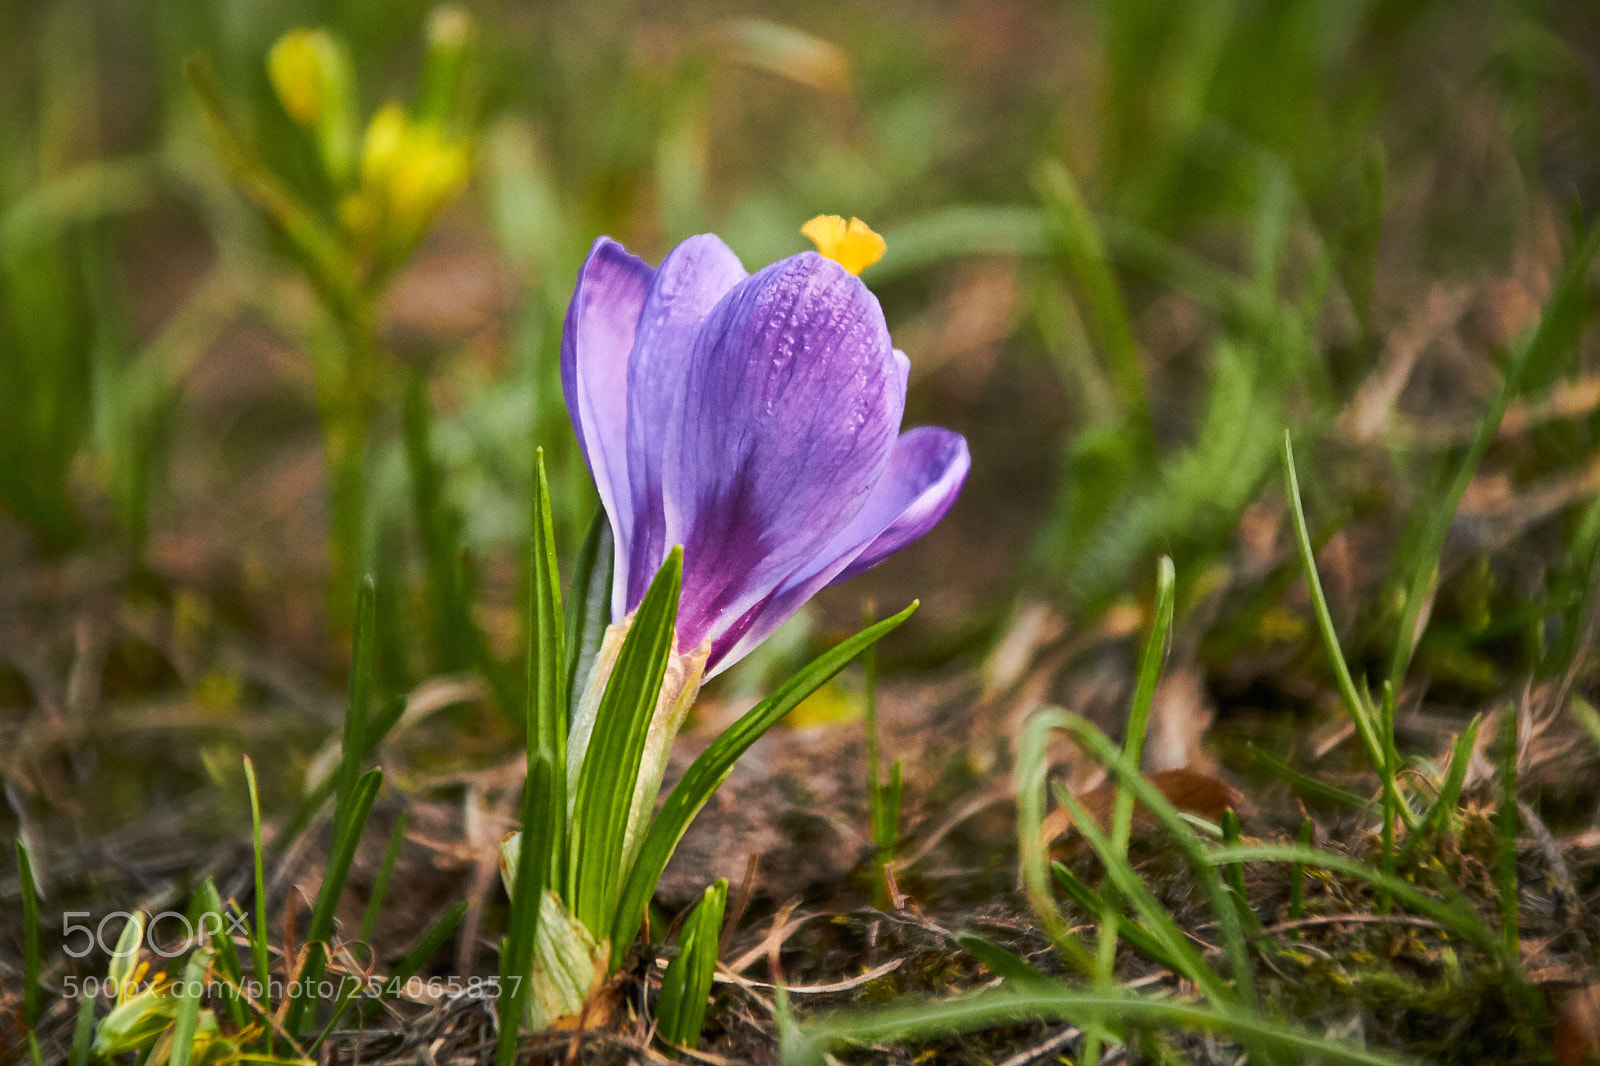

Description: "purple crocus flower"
562 228 969 677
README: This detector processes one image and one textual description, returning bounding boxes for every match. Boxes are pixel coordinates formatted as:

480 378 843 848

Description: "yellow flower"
342 104 470 263
801 215 886 275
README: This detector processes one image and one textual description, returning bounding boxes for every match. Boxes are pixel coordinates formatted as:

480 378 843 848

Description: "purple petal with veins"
707 426 970 672
561 237 654 578
622 235 748 616
666 252 901 653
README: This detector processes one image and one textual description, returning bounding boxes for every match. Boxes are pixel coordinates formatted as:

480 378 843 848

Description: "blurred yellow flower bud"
346 103 471 266
360 103 409 189
268 28 357 183
268 30 327 126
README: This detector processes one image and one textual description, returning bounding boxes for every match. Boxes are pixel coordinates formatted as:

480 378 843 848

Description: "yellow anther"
802 215 886 275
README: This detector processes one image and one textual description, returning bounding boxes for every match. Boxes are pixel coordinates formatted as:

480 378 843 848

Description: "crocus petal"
665 252 903 653
622 235 748 615
706 425 970 673
562 237 654 574
828 426 969 584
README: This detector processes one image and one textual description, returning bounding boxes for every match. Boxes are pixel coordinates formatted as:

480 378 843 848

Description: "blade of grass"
611 602 917 967
335 577 376 820
783 986 1418 1066
1219 810 1261 935
874 205 1050 283
404 373 513 713
496 753 557 1066
1387 220 1600 691
190 878 248 1029
1282 433 1418 831
358 899 469 1022
1109 557 1175 854
1055 785 1233 1004
307 812 405 1053
1378 681 1398 912
1204 845 1503 958
528 450 568 890
1052 713 1254 1004
1397 717 1480 865
17 837 42 1066
1015 709 1096 977
656 878 728 1049
68 991 95 1066
862 605 902 907
166 948 213 1066
1497 710 1519 957
1249 746 1374 812
563 508 614 722
1086 555 1174 1066
1287 817 1313 933
1034 160 1152 442
1051 863 1184 974
274 693 406 861
567 547 680 939
243 756 273 1045
284 577 390 1034
394 899 470 987
284 766 383 1035
361 811 409 946
954 932 1055 990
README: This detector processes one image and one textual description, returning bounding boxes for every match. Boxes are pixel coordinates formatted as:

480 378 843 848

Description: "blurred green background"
2 0 1599 729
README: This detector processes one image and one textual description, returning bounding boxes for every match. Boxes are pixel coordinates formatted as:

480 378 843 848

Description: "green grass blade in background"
873 206 1048 283
1283 432 1417 831
1496 710 1520 956
166 948 213 1066
1052 862 1185 974
1386 220 1600 692
360 899 469 1023
284 765 383 1035
783 987 1420 1066
1249 746 1375 813
1205 844 1503 958
68 992 95 1066
1014 708 1095 977
243 756 274 1049
1056 715 1254 1004
611 602 917 967
1034 159 1150 440
954 932 1055 989
1398 716 1481 864
404 371 476 674
335 577 376 820
16 837 42 1062
190 878 248 1030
